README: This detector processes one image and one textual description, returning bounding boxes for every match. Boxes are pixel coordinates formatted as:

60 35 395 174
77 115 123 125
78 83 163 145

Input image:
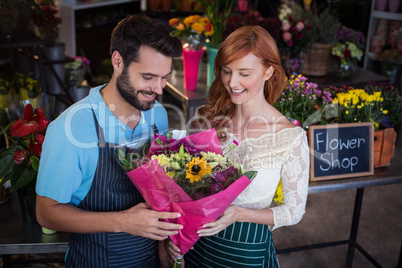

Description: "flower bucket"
182 48 205 90
206 46 219 87
374 128 397 167
302 43 332 77
42 43 66 95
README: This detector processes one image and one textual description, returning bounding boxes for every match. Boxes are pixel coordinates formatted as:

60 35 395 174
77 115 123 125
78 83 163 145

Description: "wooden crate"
374 128 397 167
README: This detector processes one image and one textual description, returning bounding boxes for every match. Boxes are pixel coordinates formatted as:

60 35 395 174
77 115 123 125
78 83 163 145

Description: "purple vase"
376 0 388 11
388 0 400 12
182 48 205 90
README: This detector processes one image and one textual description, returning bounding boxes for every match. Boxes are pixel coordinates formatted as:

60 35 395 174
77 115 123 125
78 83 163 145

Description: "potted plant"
64 56 91 102
169 14 213 90
273 74 333 129
31 0 65 95
325 84 401 167
290 3 340 76
0 104 49 222
331 26 365 78
188 0 235 86
31 0 62 48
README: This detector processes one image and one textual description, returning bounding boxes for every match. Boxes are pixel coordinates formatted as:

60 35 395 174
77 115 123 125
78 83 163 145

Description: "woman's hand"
197 205 241 237
165 239 182 261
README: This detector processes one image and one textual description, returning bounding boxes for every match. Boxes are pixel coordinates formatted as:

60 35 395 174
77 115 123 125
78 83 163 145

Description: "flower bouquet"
65 56 91 88
169 14 213 89
115 129 257 263
169 15 213 50
331 41 363 78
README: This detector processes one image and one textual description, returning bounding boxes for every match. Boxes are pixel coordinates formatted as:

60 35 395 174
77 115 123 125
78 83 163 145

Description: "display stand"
0 36 75 119
0 36 50 119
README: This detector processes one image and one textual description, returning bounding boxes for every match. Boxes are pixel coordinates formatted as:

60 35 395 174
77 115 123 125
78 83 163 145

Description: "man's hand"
119 203 183 240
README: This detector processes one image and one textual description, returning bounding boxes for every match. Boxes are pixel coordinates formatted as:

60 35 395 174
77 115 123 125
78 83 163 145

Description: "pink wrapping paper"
126 129 252 254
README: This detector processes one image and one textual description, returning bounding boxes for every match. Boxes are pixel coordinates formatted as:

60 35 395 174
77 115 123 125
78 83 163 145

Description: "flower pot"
206 46 219 87
388 0 400 12
147 0 161 11
238 0 248 12
336 59 358 79
374 128 396 167
161 0 172 11
182 48 205 90
42 227 57 235
18 193 37 224
180 0 192 12
302 43 332 77
0 184 11 205
68 86 91 102
376 0 388 11
42 43 66 95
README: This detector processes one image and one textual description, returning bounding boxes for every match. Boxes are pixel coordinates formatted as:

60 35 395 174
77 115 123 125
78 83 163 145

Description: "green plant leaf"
120 159 130 170
243 170 257 181
30 155 40 172
10 163 36 191
179 145 184 159
117 148 126 161
0 143 19 178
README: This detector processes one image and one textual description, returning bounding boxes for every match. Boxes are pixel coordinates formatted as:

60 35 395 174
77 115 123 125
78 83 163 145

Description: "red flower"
29 134 45 157
344 49 351 59
13 150 31 165
204 23 212 32
10 104 48 137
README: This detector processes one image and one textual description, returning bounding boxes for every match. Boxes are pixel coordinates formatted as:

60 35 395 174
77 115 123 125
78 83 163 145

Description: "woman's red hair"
192 26 287 132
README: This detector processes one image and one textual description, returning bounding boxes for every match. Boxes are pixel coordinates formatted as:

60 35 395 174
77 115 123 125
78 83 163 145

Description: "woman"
168 25 310 267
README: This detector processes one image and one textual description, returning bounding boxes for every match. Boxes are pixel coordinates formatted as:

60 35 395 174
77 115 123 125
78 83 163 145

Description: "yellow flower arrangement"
328 86 387 129
169 15 214 50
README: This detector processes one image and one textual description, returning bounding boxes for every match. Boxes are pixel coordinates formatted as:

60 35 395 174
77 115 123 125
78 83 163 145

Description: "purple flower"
306 82 318 89
297 76 308 82
233 140 239 146
210 183 225 194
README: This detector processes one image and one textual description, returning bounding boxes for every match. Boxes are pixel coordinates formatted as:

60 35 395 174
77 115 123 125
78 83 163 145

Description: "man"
36 14 183 267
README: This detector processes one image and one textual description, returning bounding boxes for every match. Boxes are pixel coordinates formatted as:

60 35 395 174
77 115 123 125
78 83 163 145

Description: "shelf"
371 10 402 21
61 0 142 10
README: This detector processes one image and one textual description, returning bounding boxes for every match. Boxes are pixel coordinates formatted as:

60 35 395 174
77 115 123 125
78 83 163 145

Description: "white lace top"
224 127 310 230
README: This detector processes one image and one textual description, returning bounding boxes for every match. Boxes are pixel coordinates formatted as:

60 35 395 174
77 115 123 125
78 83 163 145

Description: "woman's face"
221 53 273 105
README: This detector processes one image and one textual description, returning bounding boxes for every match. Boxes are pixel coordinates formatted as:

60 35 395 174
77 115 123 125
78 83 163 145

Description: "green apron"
185 222 279 267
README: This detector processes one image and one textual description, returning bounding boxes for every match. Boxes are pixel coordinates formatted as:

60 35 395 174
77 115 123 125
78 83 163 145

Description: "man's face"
116 46 172 111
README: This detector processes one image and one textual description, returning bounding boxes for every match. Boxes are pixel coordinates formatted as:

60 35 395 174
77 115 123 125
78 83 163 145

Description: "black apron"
65 110 159 267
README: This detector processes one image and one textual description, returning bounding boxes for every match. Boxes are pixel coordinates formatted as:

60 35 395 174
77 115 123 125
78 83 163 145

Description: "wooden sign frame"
308 122 374 181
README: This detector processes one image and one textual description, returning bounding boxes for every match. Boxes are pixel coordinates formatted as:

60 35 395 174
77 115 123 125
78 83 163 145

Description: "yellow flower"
186 156 211 183
183 16 194 26
383 110 388 114
177 23 185 31
169 18 179 26
273 179 283 205
191 22 204 34
166 171 176 178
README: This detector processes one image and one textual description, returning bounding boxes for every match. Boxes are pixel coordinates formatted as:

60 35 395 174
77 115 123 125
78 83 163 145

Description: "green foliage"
300 9 340 44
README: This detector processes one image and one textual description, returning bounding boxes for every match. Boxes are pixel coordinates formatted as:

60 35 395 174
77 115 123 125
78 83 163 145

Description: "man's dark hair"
110 14 182 66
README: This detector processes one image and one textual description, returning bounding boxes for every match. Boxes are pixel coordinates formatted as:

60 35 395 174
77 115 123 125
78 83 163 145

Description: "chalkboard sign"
308 123 374 181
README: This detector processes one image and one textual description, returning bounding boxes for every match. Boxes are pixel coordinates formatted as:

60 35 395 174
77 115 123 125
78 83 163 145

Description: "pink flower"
282 32 292 42
296 21 304 31
281 20 291 32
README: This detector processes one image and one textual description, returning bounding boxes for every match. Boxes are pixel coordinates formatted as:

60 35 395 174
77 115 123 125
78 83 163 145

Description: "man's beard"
116 67 156 111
